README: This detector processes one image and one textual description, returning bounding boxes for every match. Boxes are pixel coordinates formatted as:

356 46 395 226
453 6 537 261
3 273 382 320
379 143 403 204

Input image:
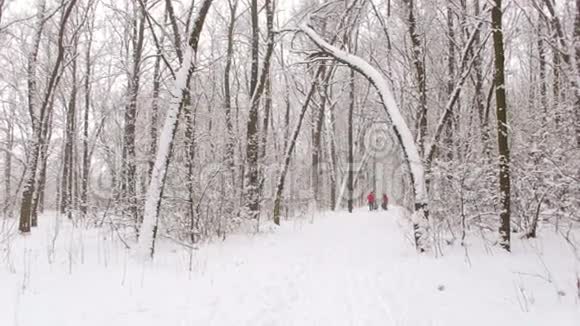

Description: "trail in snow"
0 207 579 326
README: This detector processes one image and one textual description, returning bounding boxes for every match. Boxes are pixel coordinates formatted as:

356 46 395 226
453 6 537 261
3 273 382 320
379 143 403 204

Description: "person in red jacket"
367 191 376 211
381 193 389 210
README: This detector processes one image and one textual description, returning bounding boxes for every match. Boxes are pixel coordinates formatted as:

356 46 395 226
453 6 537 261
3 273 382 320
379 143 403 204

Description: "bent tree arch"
300 24 429 251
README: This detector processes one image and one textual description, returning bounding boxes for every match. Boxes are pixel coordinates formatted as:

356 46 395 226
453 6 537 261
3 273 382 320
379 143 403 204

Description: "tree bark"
122 0 147 226
492 0 511 252
34 91 56 220
244 0 261 220
574 0 580 146
472 0 490 157
81 7 96 218
445 4 456 160
540 0 580 146
402 0 427 157
538 19 548 127
164 0 183 62
138 0 213 258
312 67 333 209
19 0 78 233
3 110 13 217
223 0 237 176
148 35 162 180
347 69 355 213
273 66 326 225
244 0 274 220
61 38 79 219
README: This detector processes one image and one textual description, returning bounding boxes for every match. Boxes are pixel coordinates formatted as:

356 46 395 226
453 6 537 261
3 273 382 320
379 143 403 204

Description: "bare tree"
122 0 148 227
138 0 214 258
19 0 78 233
300 24 430 251
273 66 326 225
81 2 96 217
402 0 427 157
61 35 80 219
244 0 275 221
223 0 238 177
492 0 511 251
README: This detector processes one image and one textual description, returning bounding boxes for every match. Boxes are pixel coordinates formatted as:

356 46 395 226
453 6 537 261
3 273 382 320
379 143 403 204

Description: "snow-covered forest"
1 0 579 324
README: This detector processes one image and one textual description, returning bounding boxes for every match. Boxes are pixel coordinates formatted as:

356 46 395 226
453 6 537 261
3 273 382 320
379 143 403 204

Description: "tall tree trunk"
347 69 355 213
21 0 46 226
472 0 489 157
123 0 147 226
538 19 548 128
19 0 78 233
244 0 274 220
244 0 262 220
552 38 561 128
164 0 183 62
34 103 54 220
492 0 511 252
403 0 427 157
260 71 272 181
223 0 237 177
281 42 291 153
0 0 5 25
81 13 94 217
312 67 333 209
138 0 213 258
574 0 580 146
445 4 456 161
61 41 79 219
3 114 13 217
273 66 326 225
184 90 197 243
328 95 338 211
148 40 161 180
539 0 580 146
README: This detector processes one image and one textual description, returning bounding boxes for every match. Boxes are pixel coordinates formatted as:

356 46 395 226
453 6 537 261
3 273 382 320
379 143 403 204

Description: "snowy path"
1 208 579 325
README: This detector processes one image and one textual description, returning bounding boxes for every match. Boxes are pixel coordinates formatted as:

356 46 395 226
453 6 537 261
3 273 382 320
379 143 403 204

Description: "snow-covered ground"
1 208 579 325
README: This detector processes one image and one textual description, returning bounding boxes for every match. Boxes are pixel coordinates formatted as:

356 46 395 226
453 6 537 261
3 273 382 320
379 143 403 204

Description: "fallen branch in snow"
513 271 552 284
160 233 199 251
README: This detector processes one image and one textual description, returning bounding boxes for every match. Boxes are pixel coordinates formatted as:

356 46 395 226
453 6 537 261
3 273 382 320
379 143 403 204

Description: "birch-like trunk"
138 0 213 258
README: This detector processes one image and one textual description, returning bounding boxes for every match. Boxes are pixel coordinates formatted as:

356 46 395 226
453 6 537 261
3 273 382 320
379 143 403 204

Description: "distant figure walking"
381 193 389 210
367 191 376 211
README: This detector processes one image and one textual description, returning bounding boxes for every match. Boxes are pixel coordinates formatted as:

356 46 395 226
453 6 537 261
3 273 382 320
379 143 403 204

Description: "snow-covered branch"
300 23 427 206
300 22 429 250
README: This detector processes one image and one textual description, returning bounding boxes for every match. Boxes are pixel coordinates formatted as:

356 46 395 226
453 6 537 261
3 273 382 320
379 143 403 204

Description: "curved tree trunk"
301 24 429 251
